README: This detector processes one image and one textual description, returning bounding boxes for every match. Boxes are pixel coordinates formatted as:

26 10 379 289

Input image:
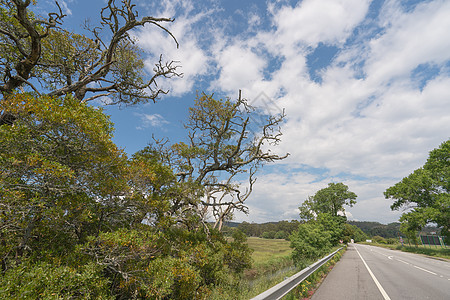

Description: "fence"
419 235 447 248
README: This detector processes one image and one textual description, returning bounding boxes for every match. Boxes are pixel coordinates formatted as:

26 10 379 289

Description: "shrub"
0 260 111 299
372 235 387 244
290 223 331 267
275 230 288 240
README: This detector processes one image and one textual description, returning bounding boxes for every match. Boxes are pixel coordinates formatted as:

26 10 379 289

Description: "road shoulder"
311 244 384 300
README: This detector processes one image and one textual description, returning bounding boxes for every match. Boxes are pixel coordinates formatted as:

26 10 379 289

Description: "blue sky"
39 0 450 224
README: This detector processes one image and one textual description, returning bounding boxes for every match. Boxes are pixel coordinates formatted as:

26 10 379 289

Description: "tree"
299 182 357 221
290 221 332 267
1 0 181 124
342 223 367 243
162 91 289 230
385 140 450 239
0 93 129 264
290 212 347 267
0 94 254 299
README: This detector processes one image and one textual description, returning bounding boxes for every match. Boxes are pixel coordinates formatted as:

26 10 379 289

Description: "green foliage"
275 230 288 240
225 230 253 274
0 0 180 104
0 94 128 260
385 140 450 239
372 235 387 244
237 220 300 238
0 260 111 299
290 222 332 267
261 231 276 239
286 247 345 299
316 213 346 245
290 213 347 267
299 182 357 221
0 94 255 299
343 223 368 242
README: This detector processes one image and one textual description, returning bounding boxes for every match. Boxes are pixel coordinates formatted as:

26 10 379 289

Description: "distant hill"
348 221 400 238
222 220 442 239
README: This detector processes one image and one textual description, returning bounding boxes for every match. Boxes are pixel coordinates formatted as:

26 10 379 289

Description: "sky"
39 0 450 224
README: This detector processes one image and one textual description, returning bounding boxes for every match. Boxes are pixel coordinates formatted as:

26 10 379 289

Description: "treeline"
348 221 442 239
234 220 301 240
348 221 401 238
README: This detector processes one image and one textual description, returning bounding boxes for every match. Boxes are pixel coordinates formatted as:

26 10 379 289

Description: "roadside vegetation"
291 183 363 267
284 246 346 300
385 140 450 245
208 237 297 300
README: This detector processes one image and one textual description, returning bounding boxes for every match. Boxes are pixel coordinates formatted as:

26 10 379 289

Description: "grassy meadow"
247 237 293 265
209 237 296 299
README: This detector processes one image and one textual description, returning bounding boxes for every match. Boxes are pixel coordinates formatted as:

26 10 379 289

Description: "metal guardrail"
250 247 344 300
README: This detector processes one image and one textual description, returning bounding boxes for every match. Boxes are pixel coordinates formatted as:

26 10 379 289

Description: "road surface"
311 243 450 299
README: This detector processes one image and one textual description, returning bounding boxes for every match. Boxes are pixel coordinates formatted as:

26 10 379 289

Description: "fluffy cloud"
130 0 450 223
135 113 169 129
212 0 450 223
365 0 450 86
133 2 211 96
270 0 371 48
210 44 267 93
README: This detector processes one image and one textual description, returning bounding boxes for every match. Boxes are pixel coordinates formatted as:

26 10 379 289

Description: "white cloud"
101 0 450 224
133 1 212 96
211 44 267 93
135 113 169 129
214 0 450 223
271 0 371 48
365 0 450 86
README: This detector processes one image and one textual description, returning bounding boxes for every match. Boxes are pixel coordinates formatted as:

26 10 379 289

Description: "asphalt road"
311 243 450 300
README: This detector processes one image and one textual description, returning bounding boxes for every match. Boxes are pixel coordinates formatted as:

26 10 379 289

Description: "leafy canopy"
0 93 254 299
299 182 357 221
385 140 450 239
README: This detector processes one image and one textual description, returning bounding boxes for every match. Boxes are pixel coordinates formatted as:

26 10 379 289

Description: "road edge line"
354 245 391 300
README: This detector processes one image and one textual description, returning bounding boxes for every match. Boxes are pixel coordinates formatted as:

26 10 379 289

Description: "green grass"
246 237 292 265
208 238 296 300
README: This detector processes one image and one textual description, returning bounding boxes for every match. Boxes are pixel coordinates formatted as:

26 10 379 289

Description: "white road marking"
355 246 392 300
388 256 393 260
413 265 437 276
396 259 411 265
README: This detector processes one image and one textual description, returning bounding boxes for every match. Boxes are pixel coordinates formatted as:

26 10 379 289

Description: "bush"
386 238 398 245
275 230 288 240
372 235 387 244
290 223 332 267
262 231 276 239
0 260 111 299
